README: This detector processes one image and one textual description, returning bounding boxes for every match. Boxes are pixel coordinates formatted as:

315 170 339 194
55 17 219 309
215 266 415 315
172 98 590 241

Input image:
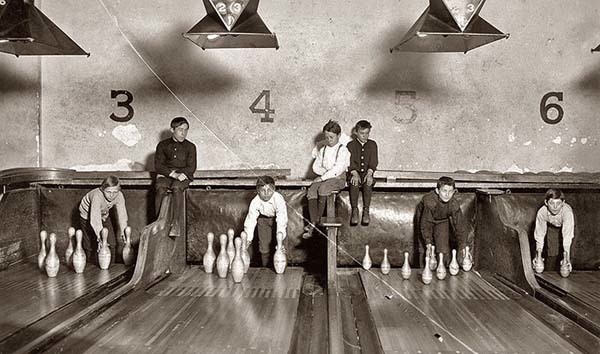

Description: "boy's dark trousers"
257 215 276 267
432 220 451 265
349 178 373 224
349 183 373 209
543 225 562 270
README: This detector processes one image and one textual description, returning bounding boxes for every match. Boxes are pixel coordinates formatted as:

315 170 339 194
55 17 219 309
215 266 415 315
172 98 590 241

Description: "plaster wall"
2 0 600 175
0 56 39 168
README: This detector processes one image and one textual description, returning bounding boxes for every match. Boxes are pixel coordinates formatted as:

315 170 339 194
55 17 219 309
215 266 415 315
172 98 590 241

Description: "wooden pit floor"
0 259 128 342
361 269 583 353
46 266 304 354
537 271 600 311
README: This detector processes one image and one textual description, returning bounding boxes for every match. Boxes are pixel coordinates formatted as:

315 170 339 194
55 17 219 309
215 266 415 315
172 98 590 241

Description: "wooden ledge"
320 217 343 228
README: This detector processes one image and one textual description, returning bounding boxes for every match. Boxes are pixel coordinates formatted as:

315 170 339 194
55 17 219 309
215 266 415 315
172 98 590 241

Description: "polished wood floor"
47 267 303 353
537 271 600 311
361 269 582 353
0 259 128 341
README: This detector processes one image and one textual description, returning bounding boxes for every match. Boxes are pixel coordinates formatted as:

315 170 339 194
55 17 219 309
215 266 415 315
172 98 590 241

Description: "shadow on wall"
361 23 438 96
0 61 38 93
574 59 600 93
116 20 242 97
144 129 172 171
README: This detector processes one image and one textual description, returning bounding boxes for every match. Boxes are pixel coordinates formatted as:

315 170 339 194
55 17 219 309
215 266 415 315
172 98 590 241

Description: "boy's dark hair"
355 120 372 131
437 176 455 189
100 175 120 190
322 120 341 135
256 176 275 188
170 117 189 129
545 188 564 201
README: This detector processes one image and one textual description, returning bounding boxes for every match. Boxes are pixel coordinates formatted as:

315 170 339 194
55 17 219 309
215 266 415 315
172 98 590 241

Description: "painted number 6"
110 90 134 122
540 92 563 124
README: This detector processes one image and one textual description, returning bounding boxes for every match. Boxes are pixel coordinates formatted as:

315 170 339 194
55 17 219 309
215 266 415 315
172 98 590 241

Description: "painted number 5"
249 90 275 123
540 92 563 124
110 90 134 122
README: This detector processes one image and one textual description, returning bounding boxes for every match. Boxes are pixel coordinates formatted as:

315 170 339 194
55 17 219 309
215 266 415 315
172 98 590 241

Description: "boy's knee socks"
317 196 327 222
308 198 319 224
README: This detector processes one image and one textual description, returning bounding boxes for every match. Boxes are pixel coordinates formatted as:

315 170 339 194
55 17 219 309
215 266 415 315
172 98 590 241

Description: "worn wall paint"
2 0 600 175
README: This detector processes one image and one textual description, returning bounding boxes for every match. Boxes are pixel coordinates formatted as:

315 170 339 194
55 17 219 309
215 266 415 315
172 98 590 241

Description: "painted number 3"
110 90 134 122
540 92 564 124
249 90 275 123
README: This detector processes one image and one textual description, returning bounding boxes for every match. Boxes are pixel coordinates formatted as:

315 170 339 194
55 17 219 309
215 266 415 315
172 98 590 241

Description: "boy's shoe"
361 208 370 225
350 208 359 226
302 225 314 239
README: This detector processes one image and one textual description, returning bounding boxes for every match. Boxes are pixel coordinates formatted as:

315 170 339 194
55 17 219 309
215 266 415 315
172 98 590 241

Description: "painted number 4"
249 90 275 122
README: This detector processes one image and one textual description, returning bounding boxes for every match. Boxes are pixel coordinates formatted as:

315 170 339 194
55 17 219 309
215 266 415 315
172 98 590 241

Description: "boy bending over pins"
532 188 574 275
420 176 467 265
244 176 288 267
79 175 128 263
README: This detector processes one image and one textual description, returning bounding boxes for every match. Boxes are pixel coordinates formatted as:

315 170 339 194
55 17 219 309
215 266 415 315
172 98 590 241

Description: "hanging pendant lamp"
183 0 278 50
391 0 508 54
0 0 89 57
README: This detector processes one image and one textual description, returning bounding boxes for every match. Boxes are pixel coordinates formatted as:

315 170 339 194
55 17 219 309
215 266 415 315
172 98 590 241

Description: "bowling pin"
436 253 447 280
65 227 75 266
273 232 287 274
449 249 460 276
240 231 251 273
231 238 245 283
38 230 48 270
532 248 544 274
72 229 86 274
122 226 135 266
559 250 571 278
203 232 216 273
226 229 235 269
462 246 473 272
422 256 432 285
429 245 438 271
98 228 111 270
45 232 60 278
216 234 229 278
401 251 411 280
362 245 372 270
381 248 390 275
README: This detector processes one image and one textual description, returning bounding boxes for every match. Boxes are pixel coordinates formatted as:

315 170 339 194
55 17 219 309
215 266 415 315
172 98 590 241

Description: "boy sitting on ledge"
302 120 350 239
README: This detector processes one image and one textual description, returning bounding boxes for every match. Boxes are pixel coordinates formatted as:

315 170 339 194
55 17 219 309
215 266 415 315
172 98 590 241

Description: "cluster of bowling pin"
421 245 473 285
203 229 287 283
38 226 135 278
533 249 571 278
360 244 474 285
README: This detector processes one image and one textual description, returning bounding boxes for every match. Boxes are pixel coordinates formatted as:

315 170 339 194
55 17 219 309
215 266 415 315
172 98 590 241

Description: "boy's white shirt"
311 133 351 180
243 191 288 242
534 203 575 251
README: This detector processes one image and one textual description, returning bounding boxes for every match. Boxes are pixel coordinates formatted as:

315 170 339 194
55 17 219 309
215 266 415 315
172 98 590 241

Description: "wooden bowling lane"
537 271 600 311
0 259 128 341
360 269 582 353
46 266 303 353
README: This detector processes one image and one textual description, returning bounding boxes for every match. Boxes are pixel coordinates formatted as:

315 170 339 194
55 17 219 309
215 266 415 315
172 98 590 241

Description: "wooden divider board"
537 271 600 311
360 269 581 353
49 267 303 353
